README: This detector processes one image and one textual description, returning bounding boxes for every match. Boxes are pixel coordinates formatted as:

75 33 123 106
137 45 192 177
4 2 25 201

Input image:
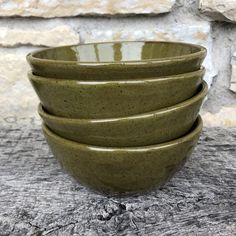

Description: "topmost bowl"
27 41 206 80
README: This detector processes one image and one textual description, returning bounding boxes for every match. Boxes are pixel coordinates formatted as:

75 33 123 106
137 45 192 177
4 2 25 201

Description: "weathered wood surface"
0 118 236 236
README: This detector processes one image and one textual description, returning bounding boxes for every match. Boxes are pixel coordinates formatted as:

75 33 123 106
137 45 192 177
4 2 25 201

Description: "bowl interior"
32 41 204 64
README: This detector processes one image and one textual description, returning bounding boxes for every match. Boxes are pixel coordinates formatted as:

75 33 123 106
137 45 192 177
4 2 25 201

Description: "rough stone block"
199 0 236 23
202 107 236 126
0 26 80 47
0 53 38 118
0 0 176 17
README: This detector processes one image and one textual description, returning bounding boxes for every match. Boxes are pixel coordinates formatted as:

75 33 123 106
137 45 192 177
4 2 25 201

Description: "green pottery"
27 41 206 80
29 68 204 119
42 116 203 194
39 81 207 147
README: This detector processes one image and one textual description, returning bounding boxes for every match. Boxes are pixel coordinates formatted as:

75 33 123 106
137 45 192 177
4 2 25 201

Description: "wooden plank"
0 120 236 236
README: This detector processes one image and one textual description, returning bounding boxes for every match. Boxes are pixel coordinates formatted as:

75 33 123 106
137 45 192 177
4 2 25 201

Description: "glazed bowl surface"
39 81 207 147
27 41 206 80
30 68 204 119
42 116 203 194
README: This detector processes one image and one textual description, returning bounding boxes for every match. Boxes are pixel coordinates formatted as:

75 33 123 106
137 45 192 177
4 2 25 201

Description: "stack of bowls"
27 41 207 195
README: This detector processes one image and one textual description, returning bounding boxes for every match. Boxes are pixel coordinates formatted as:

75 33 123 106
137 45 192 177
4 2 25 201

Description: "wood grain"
0 119 236 236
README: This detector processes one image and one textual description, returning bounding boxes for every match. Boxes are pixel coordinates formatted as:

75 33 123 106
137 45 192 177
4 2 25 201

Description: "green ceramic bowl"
39 81 207 147
42 116 203 194
29 68 204 119
27 41 206 80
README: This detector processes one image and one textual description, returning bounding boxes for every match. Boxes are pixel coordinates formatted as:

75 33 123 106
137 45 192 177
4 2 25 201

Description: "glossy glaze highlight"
27 41 207 80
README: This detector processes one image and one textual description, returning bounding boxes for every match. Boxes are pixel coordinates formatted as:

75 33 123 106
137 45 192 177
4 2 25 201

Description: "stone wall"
0 0 236 126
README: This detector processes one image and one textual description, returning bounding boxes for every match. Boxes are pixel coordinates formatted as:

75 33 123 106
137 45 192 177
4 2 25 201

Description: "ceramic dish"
42 116 203 194
39 81 207 147
27 41 206 80
29 68 204 119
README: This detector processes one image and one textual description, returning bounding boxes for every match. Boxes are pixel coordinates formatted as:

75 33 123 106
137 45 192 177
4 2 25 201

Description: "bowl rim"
38 80 208 123
27 41 207 67
42 116 202 151
29 67 205 84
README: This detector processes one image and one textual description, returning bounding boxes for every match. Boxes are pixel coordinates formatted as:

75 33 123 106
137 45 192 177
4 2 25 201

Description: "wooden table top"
0 119 235 236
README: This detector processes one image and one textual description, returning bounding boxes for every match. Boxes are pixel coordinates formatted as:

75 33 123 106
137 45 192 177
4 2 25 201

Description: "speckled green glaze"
42 116 203 195
27 41 206 80
39 81 207 147
29 68 204 119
